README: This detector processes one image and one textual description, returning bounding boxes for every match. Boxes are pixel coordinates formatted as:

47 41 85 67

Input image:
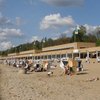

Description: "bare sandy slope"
0 62 100 100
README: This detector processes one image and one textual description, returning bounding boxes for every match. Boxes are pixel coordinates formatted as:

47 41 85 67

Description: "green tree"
34 40 41 50
87 34 97 42
96 39 100 46
71 25 86 42
95 27 100 40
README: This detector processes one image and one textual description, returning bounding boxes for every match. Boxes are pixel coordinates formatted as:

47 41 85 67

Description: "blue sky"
0 0 100 50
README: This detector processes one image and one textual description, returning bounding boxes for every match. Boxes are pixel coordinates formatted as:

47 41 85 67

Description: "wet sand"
0 62 100 100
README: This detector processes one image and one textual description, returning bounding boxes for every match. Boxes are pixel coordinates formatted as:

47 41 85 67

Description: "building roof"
42 42 96 52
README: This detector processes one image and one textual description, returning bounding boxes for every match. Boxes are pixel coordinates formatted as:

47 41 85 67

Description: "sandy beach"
0 62 100 100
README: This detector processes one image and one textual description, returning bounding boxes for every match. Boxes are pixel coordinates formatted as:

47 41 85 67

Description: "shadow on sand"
76 72 88 75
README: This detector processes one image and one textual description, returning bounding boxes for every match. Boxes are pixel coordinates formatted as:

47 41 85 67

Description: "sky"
0 0 100 50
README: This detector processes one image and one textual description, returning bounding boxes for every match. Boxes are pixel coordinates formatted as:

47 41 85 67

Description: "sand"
0 62 100 100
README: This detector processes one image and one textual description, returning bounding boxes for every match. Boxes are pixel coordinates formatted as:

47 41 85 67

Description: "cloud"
42 0 84 7
0 13 13 27
0 13 23 37
0 13 25 28
0 12 25 50
0 41 13 50
40 13 75 29
0 28 23 50
0 28 23 38
0 36 6 41
83 24 99 34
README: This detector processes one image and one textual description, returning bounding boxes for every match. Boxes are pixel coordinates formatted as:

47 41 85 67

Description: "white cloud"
0 13 25 28
0 28 23 38
42 0 84 7
0 41 13 50
0 28 23 50
40 13 75 29
0 12 26 50
83 24 100 34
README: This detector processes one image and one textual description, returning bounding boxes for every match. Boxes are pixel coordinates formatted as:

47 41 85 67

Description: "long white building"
0 42 100 61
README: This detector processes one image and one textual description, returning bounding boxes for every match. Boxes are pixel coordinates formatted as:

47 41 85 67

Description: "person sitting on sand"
86 77 99 82
65 58 77 75
24 60 31 71
43 61 49 71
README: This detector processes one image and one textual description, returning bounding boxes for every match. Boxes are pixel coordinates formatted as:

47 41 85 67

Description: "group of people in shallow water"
2 57 83 76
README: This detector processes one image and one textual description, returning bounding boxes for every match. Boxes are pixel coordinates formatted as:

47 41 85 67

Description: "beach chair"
77 60 83 72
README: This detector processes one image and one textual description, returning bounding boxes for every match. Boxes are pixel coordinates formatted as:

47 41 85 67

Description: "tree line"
0 25 100 56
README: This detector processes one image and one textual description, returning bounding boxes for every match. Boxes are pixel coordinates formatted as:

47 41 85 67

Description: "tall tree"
71 25 86 42
87 34 97 42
